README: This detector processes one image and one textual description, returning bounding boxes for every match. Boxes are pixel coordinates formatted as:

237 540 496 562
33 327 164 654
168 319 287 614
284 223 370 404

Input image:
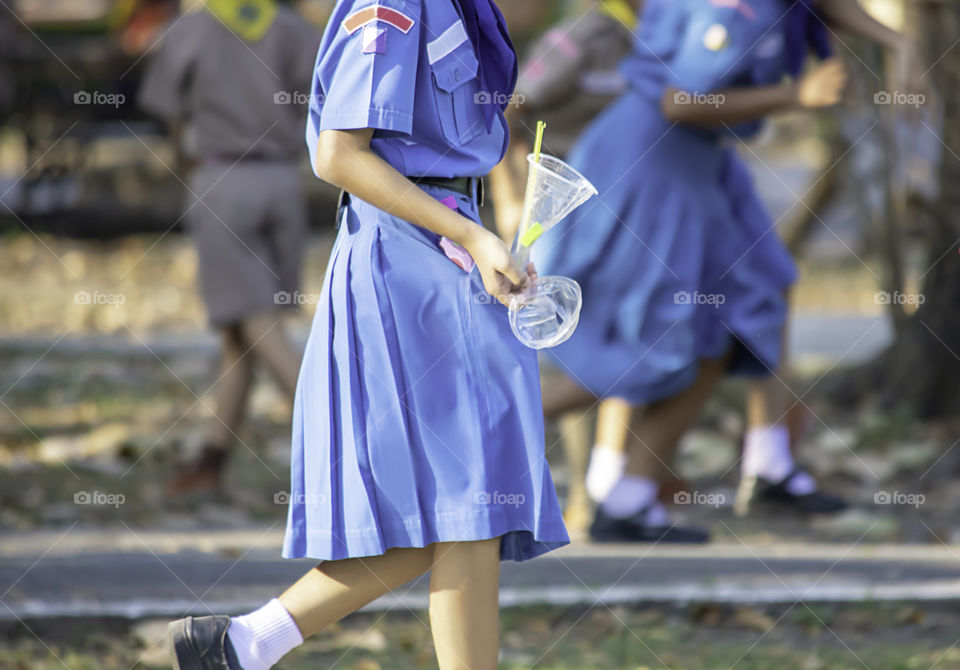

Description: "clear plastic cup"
511 154 598 268
508 153 596 350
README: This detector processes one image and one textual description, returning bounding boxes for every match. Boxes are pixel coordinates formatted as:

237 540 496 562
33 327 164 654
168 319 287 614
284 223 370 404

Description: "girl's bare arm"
314 128 527 300
662 58 849 127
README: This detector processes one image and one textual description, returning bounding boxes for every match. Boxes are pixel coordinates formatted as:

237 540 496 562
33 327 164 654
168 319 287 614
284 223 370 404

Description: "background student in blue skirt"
489 0 642 533
537 0 923 543
166 1 569 668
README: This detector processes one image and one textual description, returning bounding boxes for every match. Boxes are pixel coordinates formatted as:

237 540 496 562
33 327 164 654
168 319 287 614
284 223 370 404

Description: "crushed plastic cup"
508 153 597 349
509 275 582 350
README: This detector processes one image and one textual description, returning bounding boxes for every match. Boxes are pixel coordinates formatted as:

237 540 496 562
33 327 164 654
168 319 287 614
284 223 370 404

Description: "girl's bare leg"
279 546 436 638
429 538 502 670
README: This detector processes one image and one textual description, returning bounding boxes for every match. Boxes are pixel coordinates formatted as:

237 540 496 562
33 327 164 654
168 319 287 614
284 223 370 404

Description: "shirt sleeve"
137 17 201 123
665 6 767 94
310 0 421 133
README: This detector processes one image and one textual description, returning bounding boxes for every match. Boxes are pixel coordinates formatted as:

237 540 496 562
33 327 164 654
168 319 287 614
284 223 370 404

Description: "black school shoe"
168 615 242 670
589 506 711 544
735 467 848 516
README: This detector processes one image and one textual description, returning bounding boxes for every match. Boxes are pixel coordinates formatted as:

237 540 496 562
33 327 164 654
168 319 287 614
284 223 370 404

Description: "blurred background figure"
489 0 642 533
0 11 16 125
531 0 922 543
138 0 320 496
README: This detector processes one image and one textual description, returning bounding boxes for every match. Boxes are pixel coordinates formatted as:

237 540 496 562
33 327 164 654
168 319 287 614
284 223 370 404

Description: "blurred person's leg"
166 324 254 496
240 312 301 398
541 372 595 417
245 164 309 400
736 314 847 515
209 324 256 448
558 407 593 533
169 164 306 497
590 357 727 543
585 397 631 503
539 368 598 534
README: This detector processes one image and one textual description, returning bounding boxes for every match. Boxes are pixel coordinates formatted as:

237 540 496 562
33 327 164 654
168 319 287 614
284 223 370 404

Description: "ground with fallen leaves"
3 603 959 670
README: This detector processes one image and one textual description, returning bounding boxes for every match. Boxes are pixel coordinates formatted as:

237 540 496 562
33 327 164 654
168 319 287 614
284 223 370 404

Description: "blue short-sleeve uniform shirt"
626 0 803 137
307 0 510 179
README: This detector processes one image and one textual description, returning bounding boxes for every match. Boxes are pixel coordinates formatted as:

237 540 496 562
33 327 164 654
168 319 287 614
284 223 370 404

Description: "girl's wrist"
446 213 483 249
458 222 489 252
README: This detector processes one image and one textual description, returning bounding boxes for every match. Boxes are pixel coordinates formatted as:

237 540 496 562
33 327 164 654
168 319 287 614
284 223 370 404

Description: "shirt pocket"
430 45 484 146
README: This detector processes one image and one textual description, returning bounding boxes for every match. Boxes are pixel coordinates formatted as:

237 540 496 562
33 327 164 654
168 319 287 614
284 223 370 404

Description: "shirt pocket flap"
432 48 480 93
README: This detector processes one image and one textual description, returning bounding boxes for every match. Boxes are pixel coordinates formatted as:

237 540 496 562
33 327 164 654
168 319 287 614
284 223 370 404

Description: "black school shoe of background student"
589 506 711 544
735 467 849 516
168 615 242 670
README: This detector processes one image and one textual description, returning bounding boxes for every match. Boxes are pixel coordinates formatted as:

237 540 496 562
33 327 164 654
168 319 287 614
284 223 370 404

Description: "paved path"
2 528 958 620
0 312 893 372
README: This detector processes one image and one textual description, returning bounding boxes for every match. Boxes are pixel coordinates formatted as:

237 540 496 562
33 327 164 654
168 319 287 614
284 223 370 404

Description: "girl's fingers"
498 263 526 289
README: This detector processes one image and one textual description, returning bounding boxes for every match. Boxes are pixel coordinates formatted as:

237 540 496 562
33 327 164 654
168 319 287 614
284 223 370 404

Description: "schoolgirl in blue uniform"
167 1 568 668
536 0 918 541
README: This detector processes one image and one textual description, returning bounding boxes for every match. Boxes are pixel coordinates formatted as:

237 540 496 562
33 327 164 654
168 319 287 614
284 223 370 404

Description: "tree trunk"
844 0 960 419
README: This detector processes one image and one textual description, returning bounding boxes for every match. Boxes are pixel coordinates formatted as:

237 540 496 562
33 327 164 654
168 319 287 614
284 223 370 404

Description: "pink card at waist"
438 195 476 273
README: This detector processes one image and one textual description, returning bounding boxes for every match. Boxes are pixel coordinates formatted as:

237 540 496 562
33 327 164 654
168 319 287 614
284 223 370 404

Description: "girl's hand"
462 226 529 305
526 262 539 286
796 58 849 109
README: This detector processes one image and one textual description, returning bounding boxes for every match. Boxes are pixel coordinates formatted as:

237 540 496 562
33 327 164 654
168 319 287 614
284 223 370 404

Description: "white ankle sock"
586 445 626 502
601 475 659 519
227 599 303 670
742 425 816 495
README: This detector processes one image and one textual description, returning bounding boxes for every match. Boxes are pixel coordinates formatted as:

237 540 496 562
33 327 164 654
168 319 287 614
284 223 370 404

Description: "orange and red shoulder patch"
342 5 415 34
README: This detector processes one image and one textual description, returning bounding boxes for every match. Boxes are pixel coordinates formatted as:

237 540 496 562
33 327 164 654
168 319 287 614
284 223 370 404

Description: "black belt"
412 176 484 207
336 176 484 228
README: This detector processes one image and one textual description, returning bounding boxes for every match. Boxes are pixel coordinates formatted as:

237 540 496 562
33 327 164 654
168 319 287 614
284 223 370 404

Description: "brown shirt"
138 7 320 162
513 8 635 158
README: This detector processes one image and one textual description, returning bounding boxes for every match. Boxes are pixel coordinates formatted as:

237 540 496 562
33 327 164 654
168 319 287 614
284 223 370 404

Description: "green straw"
532 120 546 163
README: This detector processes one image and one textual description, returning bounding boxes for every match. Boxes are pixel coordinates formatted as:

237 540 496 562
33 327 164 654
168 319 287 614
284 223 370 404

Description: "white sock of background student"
742 424 816 494
586 444 626 502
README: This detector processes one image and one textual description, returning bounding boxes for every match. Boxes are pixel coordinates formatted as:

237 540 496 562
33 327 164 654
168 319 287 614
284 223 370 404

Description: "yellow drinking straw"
532 120 546 163
519 120 548 248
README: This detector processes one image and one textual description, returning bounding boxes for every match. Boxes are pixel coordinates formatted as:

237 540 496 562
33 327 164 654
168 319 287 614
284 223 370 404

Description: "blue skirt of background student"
535 92 796 404
533 0 828 404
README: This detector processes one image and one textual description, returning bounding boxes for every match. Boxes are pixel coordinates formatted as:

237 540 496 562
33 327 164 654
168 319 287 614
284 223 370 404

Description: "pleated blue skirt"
282 184 569 562
536 92 797 405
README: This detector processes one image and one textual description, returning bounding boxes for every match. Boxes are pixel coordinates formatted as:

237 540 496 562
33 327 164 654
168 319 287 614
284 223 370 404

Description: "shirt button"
454 69 461 81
